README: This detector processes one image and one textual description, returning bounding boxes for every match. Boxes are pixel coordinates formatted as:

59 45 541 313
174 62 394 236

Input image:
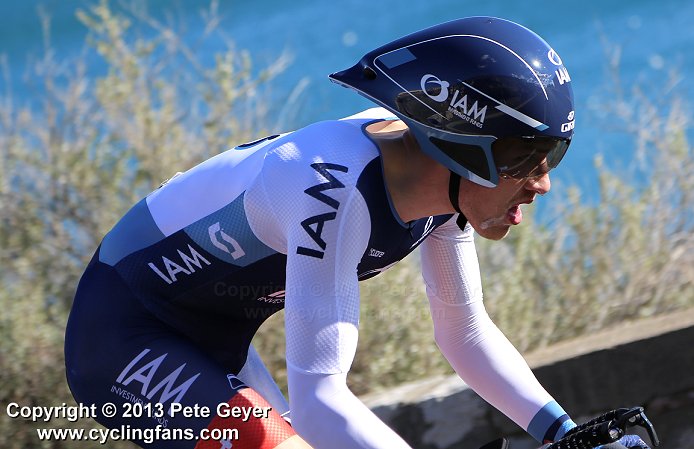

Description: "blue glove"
599 434 650 449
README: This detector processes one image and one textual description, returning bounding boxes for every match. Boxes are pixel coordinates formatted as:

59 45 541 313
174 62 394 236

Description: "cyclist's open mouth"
507 198 534 225
507 205 523 225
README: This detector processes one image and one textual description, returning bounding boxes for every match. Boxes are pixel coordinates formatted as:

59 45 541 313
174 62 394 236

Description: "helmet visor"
492 136 570 179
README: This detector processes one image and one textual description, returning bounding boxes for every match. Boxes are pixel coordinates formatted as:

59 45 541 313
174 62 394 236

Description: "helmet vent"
362 66 377 80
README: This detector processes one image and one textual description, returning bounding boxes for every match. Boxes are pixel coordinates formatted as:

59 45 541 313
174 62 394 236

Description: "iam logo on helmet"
420 74 488 129
548 49 571 85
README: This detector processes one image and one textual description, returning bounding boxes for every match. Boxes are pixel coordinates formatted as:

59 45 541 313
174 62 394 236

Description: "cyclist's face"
460 171 551 240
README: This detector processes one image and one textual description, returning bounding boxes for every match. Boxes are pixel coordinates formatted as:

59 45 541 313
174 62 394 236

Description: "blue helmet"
330 16 574 187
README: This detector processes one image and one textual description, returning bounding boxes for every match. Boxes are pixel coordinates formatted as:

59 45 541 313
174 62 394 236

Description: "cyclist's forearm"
430 298 574 442
237 345 290 415
288 367 412 449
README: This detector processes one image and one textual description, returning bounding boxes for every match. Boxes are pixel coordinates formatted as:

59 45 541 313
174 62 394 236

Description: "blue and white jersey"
92 107 569 447
98 107 454 371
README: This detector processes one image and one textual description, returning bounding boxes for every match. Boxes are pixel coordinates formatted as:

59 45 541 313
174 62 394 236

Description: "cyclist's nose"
525 173 551 195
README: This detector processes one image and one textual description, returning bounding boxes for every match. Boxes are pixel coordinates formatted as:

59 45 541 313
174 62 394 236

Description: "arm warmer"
420 217 574 442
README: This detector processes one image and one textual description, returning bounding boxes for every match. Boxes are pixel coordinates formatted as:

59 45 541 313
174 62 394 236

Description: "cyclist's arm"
282 186 412 449
237 345 290 416
247 135 412 447
420 218 574 443
288 370 411 449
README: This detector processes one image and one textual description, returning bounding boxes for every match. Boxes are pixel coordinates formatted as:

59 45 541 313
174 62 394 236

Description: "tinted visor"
492 136 570 179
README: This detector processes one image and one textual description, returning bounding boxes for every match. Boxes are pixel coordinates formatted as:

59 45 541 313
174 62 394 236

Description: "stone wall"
361 308 694 449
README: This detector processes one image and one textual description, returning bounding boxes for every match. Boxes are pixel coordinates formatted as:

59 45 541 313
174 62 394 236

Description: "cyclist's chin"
473 223 511 241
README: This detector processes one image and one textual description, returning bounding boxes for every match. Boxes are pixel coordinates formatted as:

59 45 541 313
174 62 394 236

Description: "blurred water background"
1 0 692 202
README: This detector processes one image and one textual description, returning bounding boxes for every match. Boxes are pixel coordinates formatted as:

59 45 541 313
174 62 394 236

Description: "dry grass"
0 2 691 447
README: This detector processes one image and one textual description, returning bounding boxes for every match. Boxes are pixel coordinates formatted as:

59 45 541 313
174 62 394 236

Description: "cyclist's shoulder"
262 108 393 178
288 107 396 145
300 105 388 131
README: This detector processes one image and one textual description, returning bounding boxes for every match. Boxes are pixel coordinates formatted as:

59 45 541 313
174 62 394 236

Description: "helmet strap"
448 172 463 214
448 172 469 230
448 172 467 231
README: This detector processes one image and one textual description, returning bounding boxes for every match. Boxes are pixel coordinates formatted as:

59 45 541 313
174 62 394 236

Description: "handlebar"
478 407 659 449
544 407 659 449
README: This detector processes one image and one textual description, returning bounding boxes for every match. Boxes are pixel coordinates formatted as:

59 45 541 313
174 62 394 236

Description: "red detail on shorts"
194 388 295 449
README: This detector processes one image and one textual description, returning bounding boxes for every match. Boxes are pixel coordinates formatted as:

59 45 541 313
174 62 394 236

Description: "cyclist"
65 17 649 449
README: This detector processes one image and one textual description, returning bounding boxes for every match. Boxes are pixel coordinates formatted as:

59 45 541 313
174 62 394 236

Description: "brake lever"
615 407 660 447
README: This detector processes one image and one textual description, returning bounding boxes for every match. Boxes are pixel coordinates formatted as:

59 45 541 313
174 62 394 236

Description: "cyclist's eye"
493 136 570 179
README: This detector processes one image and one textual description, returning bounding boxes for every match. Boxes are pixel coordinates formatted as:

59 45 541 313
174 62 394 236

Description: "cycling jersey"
65 108 571 449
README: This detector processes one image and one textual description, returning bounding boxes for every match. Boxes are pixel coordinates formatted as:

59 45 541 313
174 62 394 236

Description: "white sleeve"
237 345 289 415
420 217 555 432
283 187 412 448
253 149 412 448
288 370 411 449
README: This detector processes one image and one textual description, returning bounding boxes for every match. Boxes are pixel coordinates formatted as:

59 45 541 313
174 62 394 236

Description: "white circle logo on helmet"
420 74 450 102
547 48 563 66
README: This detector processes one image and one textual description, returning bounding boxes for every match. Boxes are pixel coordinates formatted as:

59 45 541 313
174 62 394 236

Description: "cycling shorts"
64 248 295 448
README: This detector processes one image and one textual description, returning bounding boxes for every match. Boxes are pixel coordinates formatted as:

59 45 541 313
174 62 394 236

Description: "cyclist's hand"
598 434 650 448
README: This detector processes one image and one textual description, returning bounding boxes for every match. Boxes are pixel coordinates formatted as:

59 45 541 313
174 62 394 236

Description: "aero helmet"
329 17 575 189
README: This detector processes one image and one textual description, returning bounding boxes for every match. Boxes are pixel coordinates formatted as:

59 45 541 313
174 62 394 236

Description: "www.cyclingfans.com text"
5 401 272 444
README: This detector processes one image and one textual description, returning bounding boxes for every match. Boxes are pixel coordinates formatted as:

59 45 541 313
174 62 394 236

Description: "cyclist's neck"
368 123 456 222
